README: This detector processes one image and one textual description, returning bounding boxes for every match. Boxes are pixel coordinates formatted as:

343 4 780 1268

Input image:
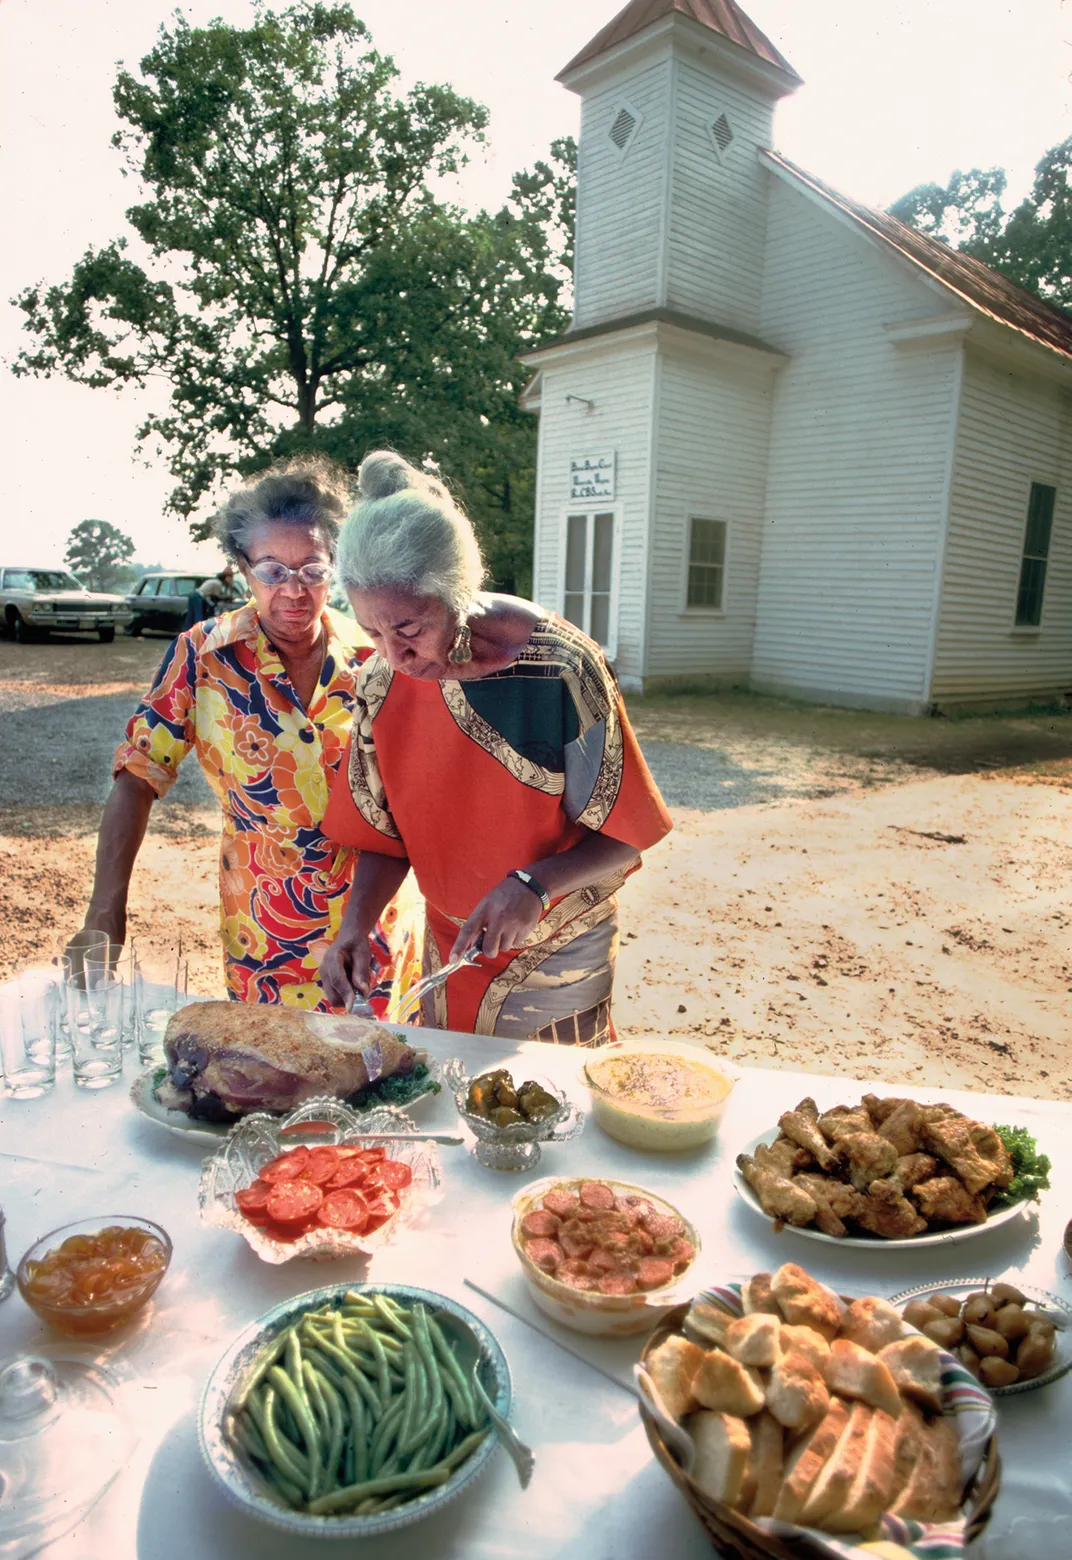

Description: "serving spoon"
434 1311 535 1489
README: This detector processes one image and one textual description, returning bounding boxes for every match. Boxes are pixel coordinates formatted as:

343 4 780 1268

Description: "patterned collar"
200 602 369 667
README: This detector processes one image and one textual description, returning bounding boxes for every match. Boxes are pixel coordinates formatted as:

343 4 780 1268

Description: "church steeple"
561 0 800 335
558 0 801 95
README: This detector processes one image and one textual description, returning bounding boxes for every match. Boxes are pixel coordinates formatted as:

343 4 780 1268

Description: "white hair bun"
357 451 416 501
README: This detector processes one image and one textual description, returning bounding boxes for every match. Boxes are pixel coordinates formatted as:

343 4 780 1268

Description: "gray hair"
336 451 486 616
211 455 352 564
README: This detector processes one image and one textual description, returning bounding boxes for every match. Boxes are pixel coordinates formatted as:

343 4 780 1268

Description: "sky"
1 0 1070 570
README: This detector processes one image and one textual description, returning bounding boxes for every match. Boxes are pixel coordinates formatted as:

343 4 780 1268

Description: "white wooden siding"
751 180 960 711
665 59 774 334
573 60 672 329
647 347 774 676
930 349 1072 701
531 348 658 680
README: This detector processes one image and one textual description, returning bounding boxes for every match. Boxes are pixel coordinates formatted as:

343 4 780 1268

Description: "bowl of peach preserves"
17 1216 172 1336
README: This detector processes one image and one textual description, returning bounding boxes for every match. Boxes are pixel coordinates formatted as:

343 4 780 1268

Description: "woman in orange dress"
75 458 397 1009
319 452 671 1044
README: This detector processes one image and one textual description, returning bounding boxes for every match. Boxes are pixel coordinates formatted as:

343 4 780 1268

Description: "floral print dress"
113 603 395 1008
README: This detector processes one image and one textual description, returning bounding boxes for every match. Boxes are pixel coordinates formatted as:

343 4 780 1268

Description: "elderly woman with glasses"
319 451 672 1045
74 456 397 1008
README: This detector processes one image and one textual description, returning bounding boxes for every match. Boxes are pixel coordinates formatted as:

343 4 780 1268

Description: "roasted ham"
157 1002 417 1122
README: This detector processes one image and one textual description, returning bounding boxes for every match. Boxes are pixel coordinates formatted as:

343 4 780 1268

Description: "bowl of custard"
582 1041 737 1151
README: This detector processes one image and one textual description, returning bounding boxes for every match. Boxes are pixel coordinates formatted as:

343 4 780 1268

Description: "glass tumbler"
53 931 110 1056
0 977 56 1100
136 956 188 1068
65 977 123 1091
85 952 136 1050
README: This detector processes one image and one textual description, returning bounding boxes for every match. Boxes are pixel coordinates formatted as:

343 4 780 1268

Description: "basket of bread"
636 1262 999 1560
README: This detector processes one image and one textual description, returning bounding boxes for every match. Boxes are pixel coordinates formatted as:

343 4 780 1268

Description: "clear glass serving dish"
444 1058 584 1170
198 1097 442 1263
0 1353 135 1559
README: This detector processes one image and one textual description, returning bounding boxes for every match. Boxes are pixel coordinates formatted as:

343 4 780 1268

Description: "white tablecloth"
2 1028 1070 1560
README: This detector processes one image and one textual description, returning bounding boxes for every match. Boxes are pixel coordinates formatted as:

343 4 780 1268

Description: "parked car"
0 566 132 643
125 572 245 636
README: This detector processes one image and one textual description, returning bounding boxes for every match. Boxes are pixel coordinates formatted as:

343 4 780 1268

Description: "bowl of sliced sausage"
511 1176 700 1336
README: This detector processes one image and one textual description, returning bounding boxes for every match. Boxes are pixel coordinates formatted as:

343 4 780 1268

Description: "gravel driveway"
0 688 215 809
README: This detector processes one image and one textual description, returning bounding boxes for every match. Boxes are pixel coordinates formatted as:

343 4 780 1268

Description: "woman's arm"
450 829 639 960
75 769 157 949
320 849 412 1009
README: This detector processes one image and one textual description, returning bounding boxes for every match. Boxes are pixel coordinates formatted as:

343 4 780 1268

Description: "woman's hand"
319 927 373 1011
319 850 412 1010
68 912 126 964
451 876 544 961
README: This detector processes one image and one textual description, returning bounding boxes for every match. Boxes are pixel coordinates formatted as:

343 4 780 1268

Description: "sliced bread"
687 1410 753 1507
766 1350 830 1431
723 1313 782 1369
824 1339 903 1419
646 1334 705 1421
838 1296 906 1354
824 1406 899 1532
876 1335 944 1414
771 1263 842 1340
797 1400 873 1527
772 1398 850 1523
692 1349 767 1418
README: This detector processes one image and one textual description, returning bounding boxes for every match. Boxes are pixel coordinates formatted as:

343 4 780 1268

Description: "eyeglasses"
243 558 333 587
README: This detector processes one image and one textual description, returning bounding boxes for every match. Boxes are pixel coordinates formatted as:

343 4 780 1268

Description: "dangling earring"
448 621 473 664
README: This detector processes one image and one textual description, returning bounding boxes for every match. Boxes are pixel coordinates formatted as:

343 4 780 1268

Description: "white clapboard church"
521 0 1072 713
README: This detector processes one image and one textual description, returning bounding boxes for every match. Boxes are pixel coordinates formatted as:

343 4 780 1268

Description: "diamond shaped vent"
711 114 734 155
609 106 638 151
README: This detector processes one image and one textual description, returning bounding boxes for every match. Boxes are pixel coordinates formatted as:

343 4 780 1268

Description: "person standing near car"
183 562 238 630
72 456 408 1008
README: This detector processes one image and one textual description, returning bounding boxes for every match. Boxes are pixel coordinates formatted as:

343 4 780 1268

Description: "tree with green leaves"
888 137 1072 314
12 2 575 592
64 519 135 591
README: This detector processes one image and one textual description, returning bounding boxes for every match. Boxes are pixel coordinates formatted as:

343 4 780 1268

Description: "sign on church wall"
569 452 616 502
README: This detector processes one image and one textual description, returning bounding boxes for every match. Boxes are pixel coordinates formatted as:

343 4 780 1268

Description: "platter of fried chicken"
735 1093 1032 1246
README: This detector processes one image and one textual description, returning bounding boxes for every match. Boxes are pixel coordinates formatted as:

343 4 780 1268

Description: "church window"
607 101 642 156
563 509 617 649
709 113 734 159
686 517 727 609
1015 482 1056 626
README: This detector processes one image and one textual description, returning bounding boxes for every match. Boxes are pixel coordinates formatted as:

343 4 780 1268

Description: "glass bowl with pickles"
443 1060 584 1170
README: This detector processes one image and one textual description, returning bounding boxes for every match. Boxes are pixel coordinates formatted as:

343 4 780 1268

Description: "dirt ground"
2 634 1071 1099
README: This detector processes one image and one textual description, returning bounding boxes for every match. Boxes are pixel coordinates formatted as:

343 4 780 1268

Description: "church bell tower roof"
557 0 802 89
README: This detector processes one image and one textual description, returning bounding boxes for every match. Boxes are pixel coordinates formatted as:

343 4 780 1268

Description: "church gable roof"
764 150 1072 367
558 0 801 85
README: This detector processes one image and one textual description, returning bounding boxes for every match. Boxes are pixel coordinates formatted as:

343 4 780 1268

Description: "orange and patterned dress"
323 614 672 1044
113 602 394 1008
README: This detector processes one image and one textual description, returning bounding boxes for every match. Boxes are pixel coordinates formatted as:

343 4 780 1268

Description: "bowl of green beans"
198 1282 512 1536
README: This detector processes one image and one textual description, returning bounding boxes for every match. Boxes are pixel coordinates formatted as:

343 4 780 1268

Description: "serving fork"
345 936 484 1021
385 936 485 1025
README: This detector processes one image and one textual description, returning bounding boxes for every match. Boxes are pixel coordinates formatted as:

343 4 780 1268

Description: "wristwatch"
508 869 551 913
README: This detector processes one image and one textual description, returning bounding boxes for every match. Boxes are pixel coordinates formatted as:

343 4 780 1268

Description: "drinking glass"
86 971 124 1050
136 955 189 1067
16 964 65 1058
53 931 110 1057
65 977 123 1090
85 948 137 1049
58 929 111 981
0 976 56 1099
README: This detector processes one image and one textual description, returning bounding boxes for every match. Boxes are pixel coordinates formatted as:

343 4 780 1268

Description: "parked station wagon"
0 566 132 642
